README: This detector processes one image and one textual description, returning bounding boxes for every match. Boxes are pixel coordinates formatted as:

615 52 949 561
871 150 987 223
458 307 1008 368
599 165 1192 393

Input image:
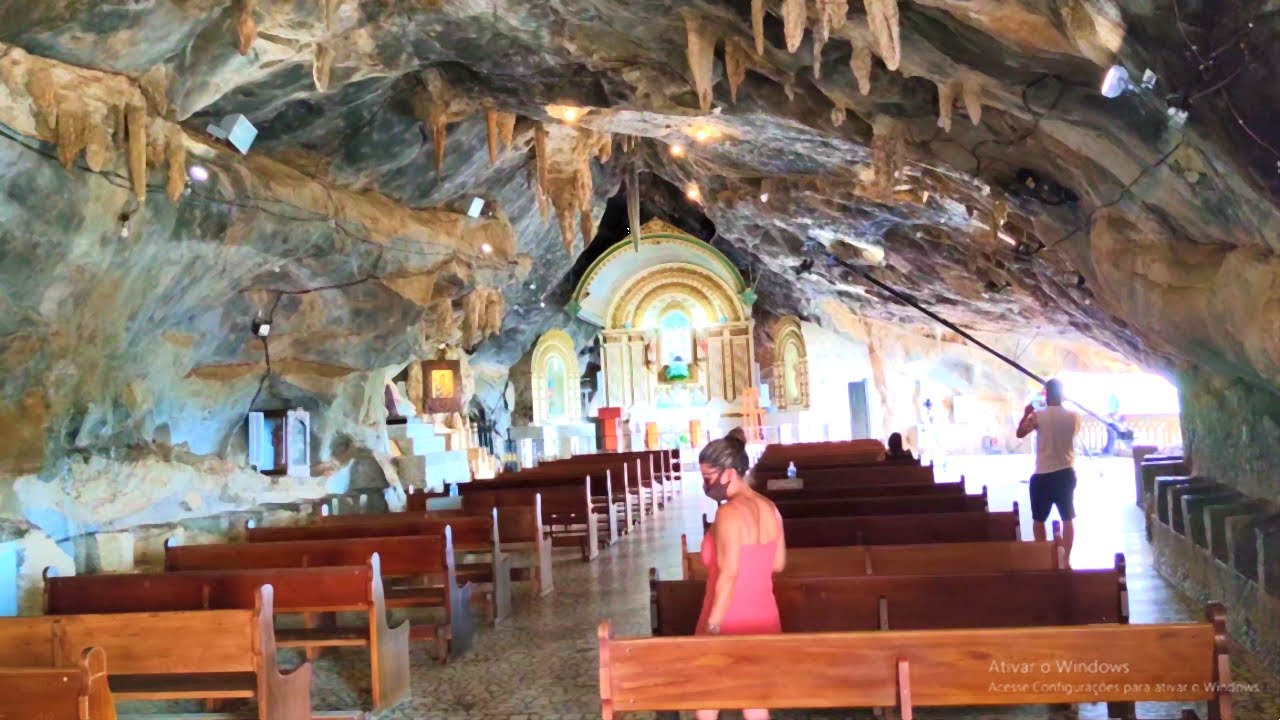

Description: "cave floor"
145 455 1280 720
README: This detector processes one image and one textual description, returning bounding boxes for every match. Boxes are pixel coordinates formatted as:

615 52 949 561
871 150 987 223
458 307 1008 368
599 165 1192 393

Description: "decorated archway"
772 316 810 410
570 219 757 430
530 329 582 426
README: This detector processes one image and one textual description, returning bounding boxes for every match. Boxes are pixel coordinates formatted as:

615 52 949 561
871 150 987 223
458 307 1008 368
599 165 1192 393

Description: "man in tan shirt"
1016 379 1080 565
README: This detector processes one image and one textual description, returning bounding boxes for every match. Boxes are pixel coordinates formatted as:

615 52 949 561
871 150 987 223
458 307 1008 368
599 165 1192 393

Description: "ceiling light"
187 165 209 183
669 144 685 158
545 104 587 124
759 192 769 203
480 243 493 254
539 301 546 308
563 107 579 122
694 128 710 142
1100 66 1155 99
685 183 701 202
466 197 486 218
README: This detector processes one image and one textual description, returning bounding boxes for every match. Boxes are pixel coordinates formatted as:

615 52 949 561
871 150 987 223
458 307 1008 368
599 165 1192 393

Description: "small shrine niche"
247 408 312 477
773 316 810 410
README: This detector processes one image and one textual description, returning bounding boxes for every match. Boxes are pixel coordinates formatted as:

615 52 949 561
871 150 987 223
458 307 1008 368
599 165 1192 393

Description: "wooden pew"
598 604 1233 720
652 554 1127 635
680 525 1065 579
758 463 935 486
0 585 311 719
547 450 673 513
702 506 1021 546
545 453 657 517
760 481 966 502
772 491 988 519
449 473 616 560
247 509 512 626
513 458 636 532
164 530 472 661
44 555 410 712
317 499 554 596
0 646 114 720
755 440 888 472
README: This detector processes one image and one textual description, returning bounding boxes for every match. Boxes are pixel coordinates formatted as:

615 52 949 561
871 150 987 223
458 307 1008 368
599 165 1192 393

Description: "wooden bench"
758 464 936 486
544 453 657 517
547 449 677 511
653 554 1127 635
0 646 113 720
703 507 1021 546
772 491 988 519
45 555 410 712
760 481 966 501
511 459 636 532
247 509 512 626
164 530 472 661
680 525 1065 579
599 604 1233 720
318 499 554 596
0 585 311 719
449 474 616 560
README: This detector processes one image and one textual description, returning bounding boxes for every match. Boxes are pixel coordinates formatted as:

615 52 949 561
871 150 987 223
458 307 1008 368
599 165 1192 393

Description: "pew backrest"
0 646 114 720
760 482 966 501
772 493 987 518
779 508 1020 547
164 529 456 580
599 605 1230 717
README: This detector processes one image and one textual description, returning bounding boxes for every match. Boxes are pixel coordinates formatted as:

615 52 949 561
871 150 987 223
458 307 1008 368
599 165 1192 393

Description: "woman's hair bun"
724 427 747 445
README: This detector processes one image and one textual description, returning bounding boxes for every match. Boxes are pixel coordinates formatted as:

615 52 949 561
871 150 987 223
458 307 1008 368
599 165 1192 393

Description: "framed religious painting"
422 359 462 414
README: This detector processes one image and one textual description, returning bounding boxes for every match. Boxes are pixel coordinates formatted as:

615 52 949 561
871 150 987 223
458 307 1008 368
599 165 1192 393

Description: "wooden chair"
0 646 114 720
680 524 1065 579
246 509 512 626
0 585 310 719
653 554 1127 635
599 604 1233 720
703 507 1021 546
44 555 410 712
164 530 471 661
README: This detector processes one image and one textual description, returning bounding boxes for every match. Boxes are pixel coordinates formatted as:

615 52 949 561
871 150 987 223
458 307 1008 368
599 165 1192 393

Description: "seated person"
885 432 915 462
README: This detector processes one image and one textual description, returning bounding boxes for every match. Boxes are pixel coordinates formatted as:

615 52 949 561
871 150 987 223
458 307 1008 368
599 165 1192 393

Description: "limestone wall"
1180 368 1280 503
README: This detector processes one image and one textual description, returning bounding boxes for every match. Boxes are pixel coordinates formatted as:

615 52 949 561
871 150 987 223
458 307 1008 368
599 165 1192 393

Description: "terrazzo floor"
296 455 1278 720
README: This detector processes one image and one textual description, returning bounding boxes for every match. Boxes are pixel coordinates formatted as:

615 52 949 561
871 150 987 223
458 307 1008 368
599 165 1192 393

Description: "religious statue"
663 354 691 382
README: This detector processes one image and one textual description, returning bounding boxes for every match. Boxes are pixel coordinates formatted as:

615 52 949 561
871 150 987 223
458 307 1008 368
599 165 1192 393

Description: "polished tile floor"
299 456 1277 720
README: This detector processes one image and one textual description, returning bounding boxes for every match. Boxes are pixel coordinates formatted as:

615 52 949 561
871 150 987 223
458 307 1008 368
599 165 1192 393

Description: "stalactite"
849 45 873 96
579 209 594 248
593 131 613 162
869 114 905 198
55 101 87 170
486 107 499 165
962 76 983 126
831 104 846 127
126 103 147 203
783 74 796 101
991 199 1008 244
113 104 127 147
682 10 717 113
312 44 334 92
165 129 187 202
497 112 516 149
26 68 57 135
863 0 900 71
781 0 806 53
813 0 849 78
84 118 111 172
627 162 642 251
412 72 453 175
936 80 957 133
725 39 750 104
751 0 766 55
534 123 549 219
236 0 257 56
462 290 485 347
483 289 504 339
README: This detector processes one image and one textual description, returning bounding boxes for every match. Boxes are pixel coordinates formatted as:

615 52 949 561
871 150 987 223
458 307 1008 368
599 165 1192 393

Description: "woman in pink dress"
695 430 787 720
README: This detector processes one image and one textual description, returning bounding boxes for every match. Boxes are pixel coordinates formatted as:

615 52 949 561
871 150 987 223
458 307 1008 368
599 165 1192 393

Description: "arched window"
783 341 803 406
545 354 567 419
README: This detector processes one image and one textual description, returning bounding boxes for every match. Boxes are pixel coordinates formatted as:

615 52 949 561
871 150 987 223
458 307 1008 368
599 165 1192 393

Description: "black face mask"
703 469 729 503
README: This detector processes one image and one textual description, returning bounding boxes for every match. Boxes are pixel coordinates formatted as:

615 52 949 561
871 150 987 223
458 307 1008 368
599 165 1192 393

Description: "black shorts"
1029 467 1077 522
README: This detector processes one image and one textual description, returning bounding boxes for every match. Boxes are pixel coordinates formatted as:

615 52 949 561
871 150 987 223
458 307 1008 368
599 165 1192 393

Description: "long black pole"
826 253 1122 431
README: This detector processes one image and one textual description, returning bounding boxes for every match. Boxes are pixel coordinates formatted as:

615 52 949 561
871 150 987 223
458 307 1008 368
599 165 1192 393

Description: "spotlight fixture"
1100 66 1156 99
693 128 710 142
206 114 258 154
119 224 130 239
759 192 769 203
480 243 493 254
466 197 486 218
685 183 701 202
187 165 210 183
252 315 271 338
669 144 686 158
539 301 546 308
1167 106 1189 128
563 107 580 123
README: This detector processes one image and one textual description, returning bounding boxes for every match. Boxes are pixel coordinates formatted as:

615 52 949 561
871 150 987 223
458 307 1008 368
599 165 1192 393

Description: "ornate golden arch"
606 263 747 330
530 330 582 425
773 316 809 410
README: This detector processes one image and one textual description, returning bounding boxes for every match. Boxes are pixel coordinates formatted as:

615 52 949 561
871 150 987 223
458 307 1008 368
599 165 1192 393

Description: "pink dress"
695 533 782 635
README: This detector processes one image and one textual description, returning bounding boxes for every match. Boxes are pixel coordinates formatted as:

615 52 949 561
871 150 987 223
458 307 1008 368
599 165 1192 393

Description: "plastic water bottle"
786 461 797 479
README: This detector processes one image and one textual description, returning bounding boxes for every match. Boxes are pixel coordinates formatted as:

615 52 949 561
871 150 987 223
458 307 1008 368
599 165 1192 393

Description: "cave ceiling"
2 0 1279 392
